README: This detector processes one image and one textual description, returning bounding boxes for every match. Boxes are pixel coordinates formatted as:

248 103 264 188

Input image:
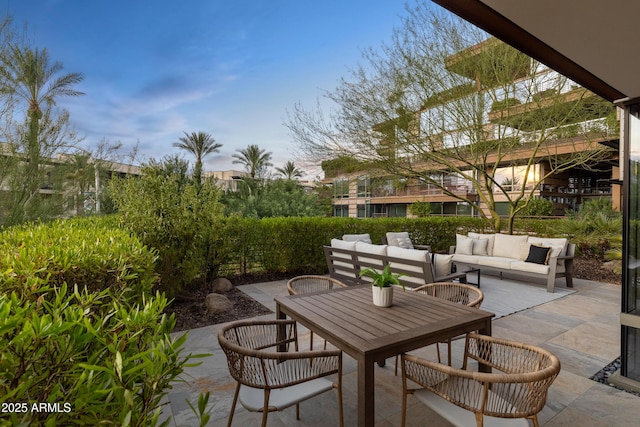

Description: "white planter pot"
372 285 393 307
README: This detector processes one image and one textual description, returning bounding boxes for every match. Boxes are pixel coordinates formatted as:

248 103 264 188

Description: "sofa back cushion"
433 253 454 278
525 245 551 264
526 237 568 257
455 234 474 255
342 233 372 244
386 245 433 287
386 232 414 249
329 239 358 279
355 241 387 269
467 232 496 256
492 234 529 259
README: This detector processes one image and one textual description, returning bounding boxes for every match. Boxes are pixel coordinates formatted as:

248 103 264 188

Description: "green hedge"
212 216 586 278
0 217 206 426
213 217 493 276
0 217 158 301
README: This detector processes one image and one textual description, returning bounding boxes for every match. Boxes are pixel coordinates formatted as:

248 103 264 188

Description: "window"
357 203 371 218
333 178 349 199
357 176 370 197
333 205 349 217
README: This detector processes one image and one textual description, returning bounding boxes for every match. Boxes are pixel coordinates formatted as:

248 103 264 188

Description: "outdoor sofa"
450 232 575 293
323 237 466 288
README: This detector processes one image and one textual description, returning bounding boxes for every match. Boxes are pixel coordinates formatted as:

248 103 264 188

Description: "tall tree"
0 35 84 225
232 144 273 179
275 160 304 180
0 45 83 169
286 4 614 232
172 131 221 190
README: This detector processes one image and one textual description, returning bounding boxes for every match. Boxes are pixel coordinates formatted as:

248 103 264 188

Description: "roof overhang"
431 0 640 102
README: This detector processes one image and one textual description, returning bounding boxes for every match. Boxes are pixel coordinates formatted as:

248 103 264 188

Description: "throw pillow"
525 245 551 265
455 236 474 255
433 253 454 278
386 232 414 249
471 238 489 256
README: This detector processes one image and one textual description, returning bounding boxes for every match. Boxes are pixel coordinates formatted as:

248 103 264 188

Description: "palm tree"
0 46 83 166
275 160 304 180
232 144 273 179
0 45 83 222
172 131 222 189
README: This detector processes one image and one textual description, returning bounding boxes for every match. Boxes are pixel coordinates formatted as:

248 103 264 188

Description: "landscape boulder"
212 277 233 292
204 293 233 315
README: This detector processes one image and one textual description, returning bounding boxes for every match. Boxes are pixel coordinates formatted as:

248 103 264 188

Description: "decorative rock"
212 277 233 292
204 293 233 315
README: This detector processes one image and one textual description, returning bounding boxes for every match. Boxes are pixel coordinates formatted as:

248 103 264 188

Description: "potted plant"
359 264 404 307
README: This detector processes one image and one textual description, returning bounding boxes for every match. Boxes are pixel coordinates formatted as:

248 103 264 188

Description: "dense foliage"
109 165 226 297
222 178 326 218
0 217 205 426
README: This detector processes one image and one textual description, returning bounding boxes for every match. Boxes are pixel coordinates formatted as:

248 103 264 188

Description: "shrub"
555 199 622 259
0 284 204 426
110 170 225 297
0 217 157 302
0 218 206 426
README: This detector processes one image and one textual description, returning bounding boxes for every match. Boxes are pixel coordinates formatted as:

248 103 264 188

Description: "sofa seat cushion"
451 253 482 265
492 234 529 259
510 260 551 275
478 256 516 270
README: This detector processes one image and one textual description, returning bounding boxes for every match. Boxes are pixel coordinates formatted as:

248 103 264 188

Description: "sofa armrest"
449 246 456 255
414 244 432 251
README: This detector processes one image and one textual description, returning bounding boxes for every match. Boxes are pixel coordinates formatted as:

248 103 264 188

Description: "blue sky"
3 0 414 178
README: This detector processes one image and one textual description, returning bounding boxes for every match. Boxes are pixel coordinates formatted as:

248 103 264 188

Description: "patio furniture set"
217 232 564 426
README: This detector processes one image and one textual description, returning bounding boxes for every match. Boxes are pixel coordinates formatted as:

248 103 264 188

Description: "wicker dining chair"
400 333 560 427
415 282 484 366
287 275 347 350
394 282 484 374
218 319 344 427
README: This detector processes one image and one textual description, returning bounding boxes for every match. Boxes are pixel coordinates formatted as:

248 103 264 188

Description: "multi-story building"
0 142 141 218
325 38 620 218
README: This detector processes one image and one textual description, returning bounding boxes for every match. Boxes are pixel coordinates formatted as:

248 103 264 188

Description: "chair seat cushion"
413 388 529 427
239 378 335 412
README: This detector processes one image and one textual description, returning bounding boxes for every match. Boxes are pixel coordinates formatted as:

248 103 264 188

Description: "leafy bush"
519 198 554 217
0 284 204 426
555 199 622 259
222 178 325 218
0 217 157 302
109 168 225 297
408 201 432 217
0 217 206 426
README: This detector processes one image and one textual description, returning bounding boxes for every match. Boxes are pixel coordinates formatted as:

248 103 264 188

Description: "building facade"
325 39 620 219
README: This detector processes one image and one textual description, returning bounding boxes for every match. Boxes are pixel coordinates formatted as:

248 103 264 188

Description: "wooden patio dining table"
275 284 495 427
